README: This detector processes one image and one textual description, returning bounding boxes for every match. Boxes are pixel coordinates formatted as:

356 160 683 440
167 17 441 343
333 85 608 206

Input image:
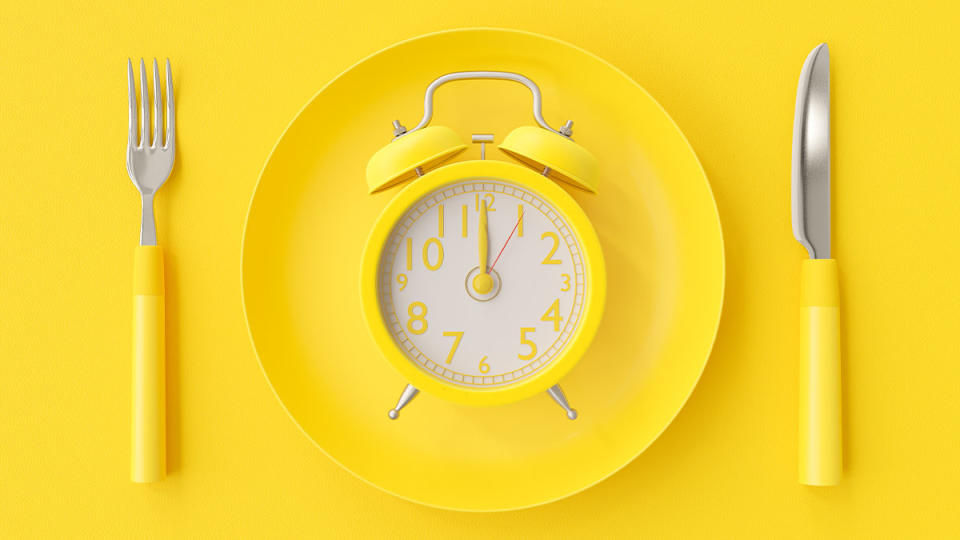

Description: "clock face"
377 177 587 388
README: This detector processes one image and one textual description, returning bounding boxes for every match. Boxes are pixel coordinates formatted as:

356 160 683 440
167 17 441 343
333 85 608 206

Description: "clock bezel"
360 160 606 406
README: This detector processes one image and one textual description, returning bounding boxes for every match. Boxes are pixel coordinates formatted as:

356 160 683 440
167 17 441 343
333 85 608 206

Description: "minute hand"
479 199 489 272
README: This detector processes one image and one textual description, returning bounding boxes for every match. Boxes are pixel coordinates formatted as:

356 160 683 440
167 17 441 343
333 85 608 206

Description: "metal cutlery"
792 43 840 486
127 58 175 483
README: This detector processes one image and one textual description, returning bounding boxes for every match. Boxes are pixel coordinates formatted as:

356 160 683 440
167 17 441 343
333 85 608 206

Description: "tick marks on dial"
379 180 586 388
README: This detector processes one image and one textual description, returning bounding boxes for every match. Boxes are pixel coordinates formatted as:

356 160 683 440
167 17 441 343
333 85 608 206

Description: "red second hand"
490 208 524 271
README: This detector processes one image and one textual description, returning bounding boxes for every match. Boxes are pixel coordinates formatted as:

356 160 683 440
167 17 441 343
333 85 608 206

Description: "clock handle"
404 71 570 137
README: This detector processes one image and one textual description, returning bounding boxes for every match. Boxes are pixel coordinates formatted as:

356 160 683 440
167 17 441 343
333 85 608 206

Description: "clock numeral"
437 204 444 237
442 331 463 364
519 327 537 360
405 238 413 270
406 302 428 335
475 193 495 211
461 205 468 237
517 204 524 237
478 356 490 374
541 232 562 265
541 299 562 331
561 273 570 292
422 238 444 271
396 273 408 291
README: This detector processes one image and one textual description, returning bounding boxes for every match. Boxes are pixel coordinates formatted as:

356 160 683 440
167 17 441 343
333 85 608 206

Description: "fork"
127 58 175 483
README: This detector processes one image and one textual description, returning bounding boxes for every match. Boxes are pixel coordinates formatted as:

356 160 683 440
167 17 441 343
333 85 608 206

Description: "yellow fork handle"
799 258 841 486
131 246 165 483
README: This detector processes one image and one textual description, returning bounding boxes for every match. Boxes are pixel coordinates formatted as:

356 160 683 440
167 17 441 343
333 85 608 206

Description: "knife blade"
792 43 830 259
792 43 841 487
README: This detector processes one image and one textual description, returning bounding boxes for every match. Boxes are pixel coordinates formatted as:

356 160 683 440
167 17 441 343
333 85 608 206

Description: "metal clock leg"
547 384 578 420
388 384 420 419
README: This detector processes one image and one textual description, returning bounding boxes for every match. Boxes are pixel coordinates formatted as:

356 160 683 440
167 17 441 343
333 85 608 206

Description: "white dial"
377 178 586 388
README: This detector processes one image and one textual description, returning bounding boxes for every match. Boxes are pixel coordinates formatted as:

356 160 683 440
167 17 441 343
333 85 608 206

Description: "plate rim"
240 26 726 512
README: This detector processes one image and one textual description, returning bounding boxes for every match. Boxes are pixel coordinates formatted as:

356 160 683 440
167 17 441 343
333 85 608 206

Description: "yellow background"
1 0 958 537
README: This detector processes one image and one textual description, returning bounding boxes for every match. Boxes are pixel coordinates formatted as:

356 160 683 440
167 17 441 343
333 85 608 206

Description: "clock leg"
547 384 578 420
388 384 419 420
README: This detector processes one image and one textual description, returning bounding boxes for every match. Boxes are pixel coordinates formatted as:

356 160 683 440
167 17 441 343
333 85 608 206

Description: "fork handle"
799 259 841 486
131 245 165 483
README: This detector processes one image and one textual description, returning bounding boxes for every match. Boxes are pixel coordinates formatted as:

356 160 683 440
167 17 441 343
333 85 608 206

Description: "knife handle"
131 246 165 483
799 258 841 486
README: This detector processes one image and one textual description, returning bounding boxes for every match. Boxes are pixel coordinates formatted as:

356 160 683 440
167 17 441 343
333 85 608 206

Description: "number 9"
397 273 407 290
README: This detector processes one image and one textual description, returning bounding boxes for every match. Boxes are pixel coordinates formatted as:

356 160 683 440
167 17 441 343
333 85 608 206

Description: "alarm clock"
360 72 606 420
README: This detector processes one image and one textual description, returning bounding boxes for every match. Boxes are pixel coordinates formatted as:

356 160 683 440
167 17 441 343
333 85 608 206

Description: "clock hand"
490 207 523 271
479 199 489 272
472 199 495 294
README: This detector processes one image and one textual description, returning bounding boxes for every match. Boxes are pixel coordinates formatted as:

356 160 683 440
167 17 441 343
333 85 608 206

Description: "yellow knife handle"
799 258 841 485
131 246 165 483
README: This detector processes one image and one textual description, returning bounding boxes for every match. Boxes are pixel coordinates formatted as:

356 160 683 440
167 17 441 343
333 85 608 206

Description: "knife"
792 43 841 486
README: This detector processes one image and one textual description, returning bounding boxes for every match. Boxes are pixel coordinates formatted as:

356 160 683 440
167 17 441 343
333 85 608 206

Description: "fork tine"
127 59 137 148
151 59 161 147
164 59 175 149
138 59 148 147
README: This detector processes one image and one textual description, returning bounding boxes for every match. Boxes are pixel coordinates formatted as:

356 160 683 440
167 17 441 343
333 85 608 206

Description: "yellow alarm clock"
360 72 605 420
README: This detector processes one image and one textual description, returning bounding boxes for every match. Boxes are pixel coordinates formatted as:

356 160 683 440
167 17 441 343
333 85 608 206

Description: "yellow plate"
242 28 724 511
